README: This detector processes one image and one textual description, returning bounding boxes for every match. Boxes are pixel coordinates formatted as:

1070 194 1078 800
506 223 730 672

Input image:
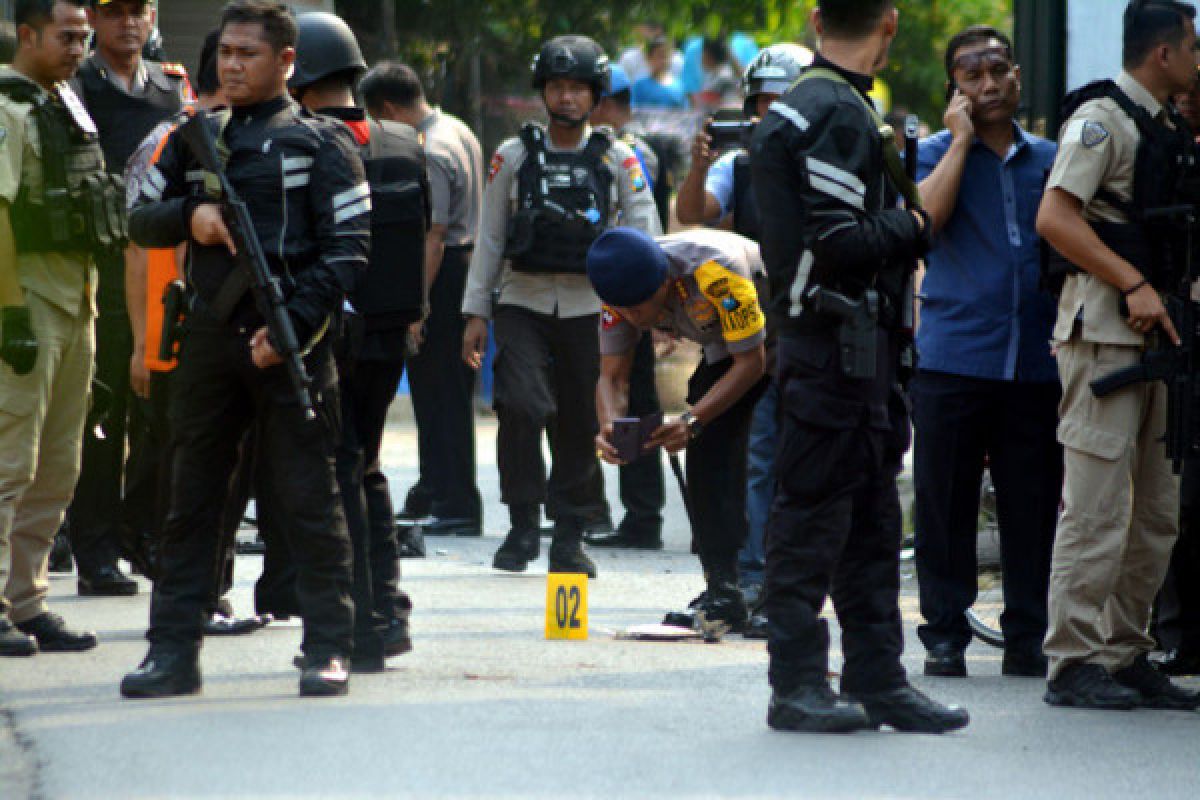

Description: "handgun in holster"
158 279 188 363
804 285 879 380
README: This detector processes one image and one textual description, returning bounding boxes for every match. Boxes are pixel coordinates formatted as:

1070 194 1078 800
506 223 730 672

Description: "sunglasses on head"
951 47 1015 87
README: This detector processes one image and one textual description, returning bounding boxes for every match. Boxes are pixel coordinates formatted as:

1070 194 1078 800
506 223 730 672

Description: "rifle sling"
796 67 922 208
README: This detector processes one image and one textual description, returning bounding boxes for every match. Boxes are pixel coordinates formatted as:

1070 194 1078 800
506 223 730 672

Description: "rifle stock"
176 112 317 421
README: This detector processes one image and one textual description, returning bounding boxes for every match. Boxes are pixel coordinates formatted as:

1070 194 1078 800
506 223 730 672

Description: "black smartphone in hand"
611 412 665 463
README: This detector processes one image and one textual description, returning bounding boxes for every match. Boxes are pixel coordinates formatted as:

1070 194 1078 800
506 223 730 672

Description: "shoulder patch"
160 63 188 78
601 305 622 330
1081 120 1109 148
488 152 504 184
695 260 764 343
622 156 647 193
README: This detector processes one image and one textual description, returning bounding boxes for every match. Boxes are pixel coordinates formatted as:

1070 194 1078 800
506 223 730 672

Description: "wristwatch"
680 410 703 440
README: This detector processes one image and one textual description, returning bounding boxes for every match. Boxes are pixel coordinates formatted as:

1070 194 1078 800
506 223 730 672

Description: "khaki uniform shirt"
461 125 663 320
0 68 96 317
1048 71 1159 346
600 229 766 364
418 109 483 249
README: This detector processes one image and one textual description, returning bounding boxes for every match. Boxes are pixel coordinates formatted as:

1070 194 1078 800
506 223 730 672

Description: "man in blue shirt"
913 25 1061 679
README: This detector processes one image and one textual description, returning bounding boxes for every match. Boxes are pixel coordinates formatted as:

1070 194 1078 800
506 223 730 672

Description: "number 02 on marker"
545 573 588 640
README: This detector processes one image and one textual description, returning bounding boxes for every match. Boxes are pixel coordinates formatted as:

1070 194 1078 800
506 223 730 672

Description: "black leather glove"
1 305 38 375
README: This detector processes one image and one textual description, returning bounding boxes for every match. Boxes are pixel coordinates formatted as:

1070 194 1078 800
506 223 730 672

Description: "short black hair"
1123 0 1197 68
359 61 426 112
817 0 894 39
218 0 297 53
701 36 729 65
196 29 220 96
647 35 671 57
606 88 632 110
944 25 1014 78
16 0 87 30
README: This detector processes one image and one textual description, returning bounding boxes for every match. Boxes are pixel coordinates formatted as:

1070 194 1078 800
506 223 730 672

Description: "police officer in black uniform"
290 10 423 670
119 0 367 698
751 0 969 733
65 0 190 596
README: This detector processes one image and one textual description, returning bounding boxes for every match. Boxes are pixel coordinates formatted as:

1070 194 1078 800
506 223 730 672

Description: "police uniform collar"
812 54 874 99
319 105 366 122
231 93 291 119
1116 71 1163 118
543 124 593 153
89 51 148 93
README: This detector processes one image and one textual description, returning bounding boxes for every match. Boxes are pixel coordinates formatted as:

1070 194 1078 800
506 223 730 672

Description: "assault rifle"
175 111 317 421
1089 203 1200 474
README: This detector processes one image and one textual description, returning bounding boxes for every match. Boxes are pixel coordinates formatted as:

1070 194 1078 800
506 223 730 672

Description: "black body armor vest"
1043 80 1195 294
0 77 126 255
356 118 430 326
74 58 184 181
732 152 762 242
504 123 614 274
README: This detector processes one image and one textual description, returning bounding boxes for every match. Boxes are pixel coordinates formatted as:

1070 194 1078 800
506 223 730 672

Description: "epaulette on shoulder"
0 76 40 104
160 63 189 79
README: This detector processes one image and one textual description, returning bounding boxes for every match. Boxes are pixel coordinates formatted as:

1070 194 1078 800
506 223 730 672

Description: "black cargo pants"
765 330 908 696
492 305 606 526
149 322 353 659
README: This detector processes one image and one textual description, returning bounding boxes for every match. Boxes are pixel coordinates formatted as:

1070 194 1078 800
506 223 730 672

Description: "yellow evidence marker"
545 572 589 640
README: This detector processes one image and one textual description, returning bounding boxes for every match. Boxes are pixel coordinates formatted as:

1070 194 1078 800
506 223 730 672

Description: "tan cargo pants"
1045 335 1179 680
0 291 94 624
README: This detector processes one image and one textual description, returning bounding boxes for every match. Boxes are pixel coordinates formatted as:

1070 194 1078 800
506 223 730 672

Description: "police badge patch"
1081 120 1109 148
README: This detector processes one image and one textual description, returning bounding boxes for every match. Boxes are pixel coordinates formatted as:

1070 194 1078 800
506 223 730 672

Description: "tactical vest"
356 118 430 325
0 77 126 255
504 123 614 274
74 58 185 181
731 152 762 241
1043 80 1194 294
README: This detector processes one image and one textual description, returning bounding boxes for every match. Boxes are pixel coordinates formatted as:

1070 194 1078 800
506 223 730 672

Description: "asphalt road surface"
1 416 1197 799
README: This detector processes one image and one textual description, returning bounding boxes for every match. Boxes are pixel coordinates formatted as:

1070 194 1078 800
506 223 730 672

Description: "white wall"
1068 0 1200 88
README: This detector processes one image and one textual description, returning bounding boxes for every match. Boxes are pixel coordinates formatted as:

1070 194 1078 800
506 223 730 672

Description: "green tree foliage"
336 0 1010 131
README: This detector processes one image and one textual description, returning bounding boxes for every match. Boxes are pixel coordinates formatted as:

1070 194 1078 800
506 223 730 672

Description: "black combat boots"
120 647 202 698
768 684 871 733
493 504 541 572
844 685 971 733
548 523 597 578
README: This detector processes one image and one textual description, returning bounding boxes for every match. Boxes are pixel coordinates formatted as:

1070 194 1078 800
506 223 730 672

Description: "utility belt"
10 174 128 255
504 206 601 275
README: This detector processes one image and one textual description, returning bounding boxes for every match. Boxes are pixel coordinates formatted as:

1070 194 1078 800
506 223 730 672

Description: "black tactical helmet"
290 12 367 91
742 43 814 117
531 35 610 99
